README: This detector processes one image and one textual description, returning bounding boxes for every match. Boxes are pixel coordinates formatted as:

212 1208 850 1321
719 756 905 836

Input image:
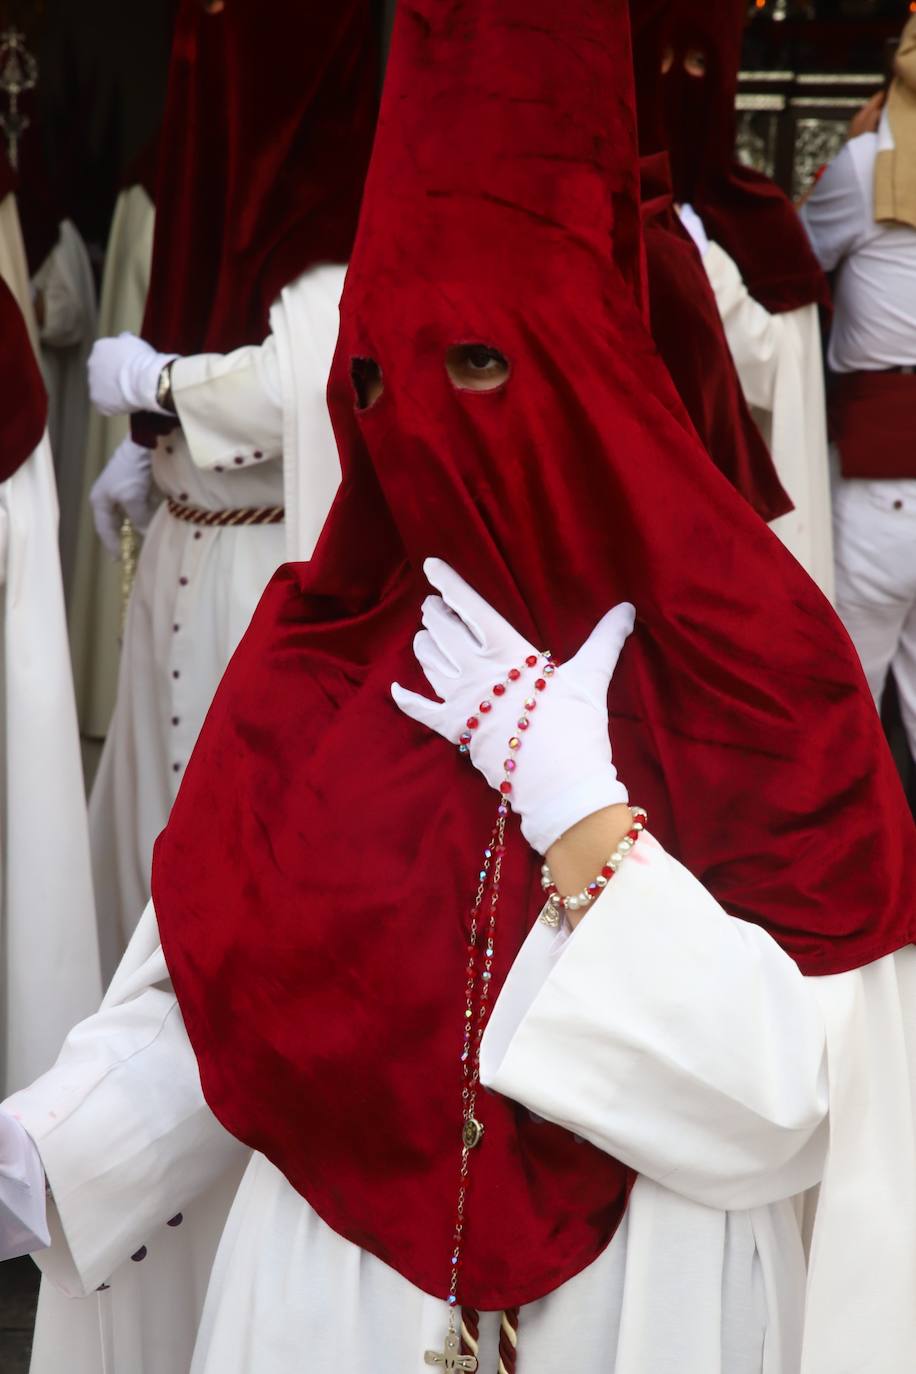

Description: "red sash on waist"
829 370 916 479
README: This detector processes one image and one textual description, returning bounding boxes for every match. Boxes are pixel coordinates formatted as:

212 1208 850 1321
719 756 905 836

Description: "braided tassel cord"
498 1308 519 1374
461 1308 480 1363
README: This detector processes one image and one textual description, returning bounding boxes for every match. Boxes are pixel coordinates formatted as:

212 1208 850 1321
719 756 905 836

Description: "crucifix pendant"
424 1326 478 1371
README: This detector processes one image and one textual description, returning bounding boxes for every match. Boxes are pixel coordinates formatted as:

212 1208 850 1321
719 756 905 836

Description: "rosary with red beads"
424 653 646 1373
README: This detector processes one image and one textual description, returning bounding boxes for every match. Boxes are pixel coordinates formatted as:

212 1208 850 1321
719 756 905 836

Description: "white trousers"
832 474 916 758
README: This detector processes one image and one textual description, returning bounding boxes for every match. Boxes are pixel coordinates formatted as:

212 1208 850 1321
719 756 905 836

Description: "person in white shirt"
84 0 378 981
799 20 916 768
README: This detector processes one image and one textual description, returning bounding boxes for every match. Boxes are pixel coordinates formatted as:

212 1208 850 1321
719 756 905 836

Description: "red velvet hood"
664 0 830 315
139 0 378 359
154 0 915 1315
0 277 46 480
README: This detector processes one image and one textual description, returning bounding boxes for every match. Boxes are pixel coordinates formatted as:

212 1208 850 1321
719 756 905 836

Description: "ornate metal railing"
736 69 884 195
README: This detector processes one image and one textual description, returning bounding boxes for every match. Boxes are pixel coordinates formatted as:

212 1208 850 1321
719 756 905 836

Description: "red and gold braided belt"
166 498 285 528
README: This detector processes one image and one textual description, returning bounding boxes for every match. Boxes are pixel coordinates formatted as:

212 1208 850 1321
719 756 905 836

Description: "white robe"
89 264 346 981
32 220 98 598
69 184 156 742
7 832 916 1373
0 432 101 1095
702 242 835 603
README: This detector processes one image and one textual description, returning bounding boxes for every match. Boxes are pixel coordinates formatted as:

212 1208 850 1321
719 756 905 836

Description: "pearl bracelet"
539 806 647 927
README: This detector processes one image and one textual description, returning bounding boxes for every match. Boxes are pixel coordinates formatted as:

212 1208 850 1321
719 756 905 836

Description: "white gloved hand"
677 202 711 258
90 436 155 558
87 331 178 416
0 1109 50 1261
392 559 633 855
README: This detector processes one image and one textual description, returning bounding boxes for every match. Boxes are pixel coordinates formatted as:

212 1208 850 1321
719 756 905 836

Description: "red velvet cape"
664 0 830 315
0 278 46 481
154 0 916 1314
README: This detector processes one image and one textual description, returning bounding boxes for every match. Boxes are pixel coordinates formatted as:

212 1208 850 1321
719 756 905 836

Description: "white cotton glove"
677 202 711 258
392 559 633 855
87 331 178 416
0 1109 50 1261
90 436 155 557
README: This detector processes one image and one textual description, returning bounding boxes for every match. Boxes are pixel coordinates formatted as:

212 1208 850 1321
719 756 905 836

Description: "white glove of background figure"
88 331 177 416
0 1109 49 1262
392 559 633 856
90 436 155 557
676 202 711 259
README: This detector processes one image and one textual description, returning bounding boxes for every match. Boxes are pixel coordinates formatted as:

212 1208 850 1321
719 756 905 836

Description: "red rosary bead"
466 716 479 730
507 668 521 681
525 654 538 667
493 682 507 696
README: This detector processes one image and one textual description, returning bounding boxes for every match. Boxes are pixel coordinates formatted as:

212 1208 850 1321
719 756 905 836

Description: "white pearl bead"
568 896 580 911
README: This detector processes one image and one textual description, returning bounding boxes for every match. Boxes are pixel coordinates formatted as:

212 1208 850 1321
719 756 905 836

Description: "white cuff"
0 1109 50 1260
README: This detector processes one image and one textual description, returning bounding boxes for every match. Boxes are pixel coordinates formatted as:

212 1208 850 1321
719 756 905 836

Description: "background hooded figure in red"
630 0 790 522
664 0 830 316
152 0 914 1340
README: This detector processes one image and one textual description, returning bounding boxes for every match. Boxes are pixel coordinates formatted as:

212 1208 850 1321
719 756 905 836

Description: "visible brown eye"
684 47 707 78
445 344 510 393
350 356 384 410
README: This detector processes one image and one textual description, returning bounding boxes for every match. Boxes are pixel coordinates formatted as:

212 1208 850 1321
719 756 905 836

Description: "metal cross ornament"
0 28 37 169
424 1327 478 1371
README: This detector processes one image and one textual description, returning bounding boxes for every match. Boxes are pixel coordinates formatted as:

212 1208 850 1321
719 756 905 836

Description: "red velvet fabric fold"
665 0 830 315
154 0 915 1315
0 278 46 481
640 153 790 522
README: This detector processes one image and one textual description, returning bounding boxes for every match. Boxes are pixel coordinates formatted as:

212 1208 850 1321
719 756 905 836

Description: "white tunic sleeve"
480 833 829 1212
702 240 789 412
2 903 248 1297
798 138 872 272
170 339 285 473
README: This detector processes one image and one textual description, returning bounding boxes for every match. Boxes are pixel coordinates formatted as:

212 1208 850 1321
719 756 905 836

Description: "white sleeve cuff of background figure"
0 1109 50 1259
521 770 629 855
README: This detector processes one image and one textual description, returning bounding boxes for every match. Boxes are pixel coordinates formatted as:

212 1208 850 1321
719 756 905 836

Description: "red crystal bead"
459 732 472 745
601 865 614 879
525 655 538 667
499 780 513 795
493 682 507 696
479 700 493 713
466 716 480 730
627 829 640 841
534 678 546 691
508 668 521 682
517 717 529 730
544 883 557 896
